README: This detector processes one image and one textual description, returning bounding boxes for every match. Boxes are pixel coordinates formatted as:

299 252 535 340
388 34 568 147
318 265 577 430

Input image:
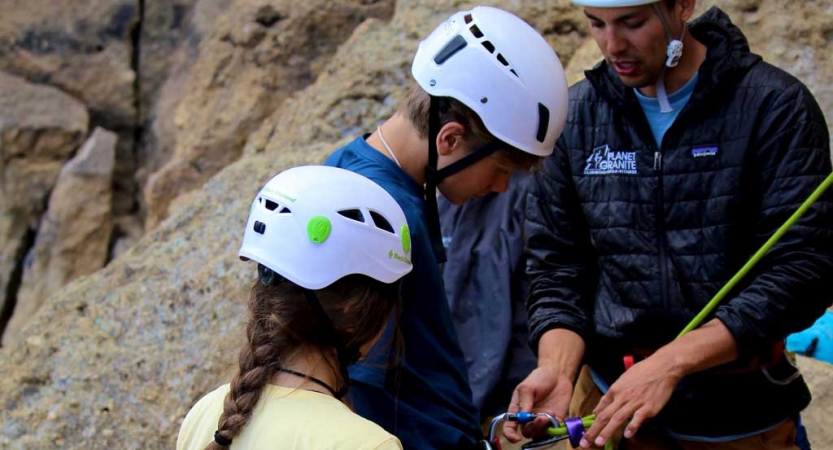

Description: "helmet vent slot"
434 34 467 65
536 102 550 143
278 206 291 214
462 16 519 78
264 199 279 211
369 211 394 234
338 209 365 223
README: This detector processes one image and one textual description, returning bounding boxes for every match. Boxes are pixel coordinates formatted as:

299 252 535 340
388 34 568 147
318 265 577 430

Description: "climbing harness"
478 412 613 450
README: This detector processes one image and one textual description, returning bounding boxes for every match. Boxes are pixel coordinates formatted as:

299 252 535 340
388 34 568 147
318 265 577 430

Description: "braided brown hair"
206 275 400 449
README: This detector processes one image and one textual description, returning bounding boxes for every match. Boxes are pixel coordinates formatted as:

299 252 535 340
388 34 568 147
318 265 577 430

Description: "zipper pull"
653 151 663 171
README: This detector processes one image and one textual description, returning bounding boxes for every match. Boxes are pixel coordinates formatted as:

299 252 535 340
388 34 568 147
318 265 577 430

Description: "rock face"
0 0 140 216
0 0 831 449
798 356 833 449
0 146 330 450
136 0 235 193
0 72 88 345
138 0 204 125
0 0 137 128
141 0 396 230
2 128 117 347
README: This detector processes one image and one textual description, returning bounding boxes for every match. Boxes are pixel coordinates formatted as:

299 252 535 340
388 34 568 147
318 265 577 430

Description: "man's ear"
436 122 467 156
678 0 696 22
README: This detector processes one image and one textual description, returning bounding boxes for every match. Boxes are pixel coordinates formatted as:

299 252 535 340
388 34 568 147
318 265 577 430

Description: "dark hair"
206 275 400 449
400 84 543 171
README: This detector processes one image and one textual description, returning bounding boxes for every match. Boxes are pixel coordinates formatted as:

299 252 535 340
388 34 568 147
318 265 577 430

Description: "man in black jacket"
504 0 832 449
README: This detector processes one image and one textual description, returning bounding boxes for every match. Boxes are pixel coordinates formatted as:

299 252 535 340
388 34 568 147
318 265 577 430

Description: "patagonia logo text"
584 145 637 175
692 146 718 157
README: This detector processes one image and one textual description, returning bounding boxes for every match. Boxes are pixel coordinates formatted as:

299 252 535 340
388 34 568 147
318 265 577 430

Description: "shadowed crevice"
0 228 37 346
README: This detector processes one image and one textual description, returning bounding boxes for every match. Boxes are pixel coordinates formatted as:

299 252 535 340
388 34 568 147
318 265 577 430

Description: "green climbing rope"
678 172 833 338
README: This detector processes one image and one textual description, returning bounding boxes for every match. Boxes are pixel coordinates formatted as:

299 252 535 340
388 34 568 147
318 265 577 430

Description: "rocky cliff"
1 0 831 448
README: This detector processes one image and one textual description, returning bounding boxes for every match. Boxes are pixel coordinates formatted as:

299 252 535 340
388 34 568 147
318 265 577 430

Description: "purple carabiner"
564 417 586 448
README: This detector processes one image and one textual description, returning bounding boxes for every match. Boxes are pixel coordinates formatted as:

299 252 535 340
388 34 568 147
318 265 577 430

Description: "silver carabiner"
484 412 567 450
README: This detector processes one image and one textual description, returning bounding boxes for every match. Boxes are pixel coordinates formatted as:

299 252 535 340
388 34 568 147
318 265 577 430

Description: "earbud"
666 39 683 67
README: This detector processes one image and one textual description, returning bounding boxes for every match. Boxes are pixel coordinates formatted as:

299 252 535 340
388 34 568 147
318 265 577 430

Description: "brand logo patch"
692 146 718 158
389 249 412 265
584 145 637 175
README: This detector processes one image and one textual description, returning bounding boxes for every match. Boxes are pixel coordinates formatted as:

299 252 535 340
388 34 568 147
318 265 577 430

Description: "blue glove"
787 311 833 364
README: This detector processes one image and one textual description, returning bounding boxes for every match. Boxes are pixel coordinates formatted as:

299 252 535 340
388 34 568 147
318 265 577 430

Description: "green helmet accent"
307 216 332 244
401 224 412 253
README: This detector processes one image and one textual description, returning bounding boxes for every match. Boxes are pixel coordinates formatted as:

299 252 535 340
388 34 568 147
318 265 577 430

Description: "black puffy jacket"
526 7 833 438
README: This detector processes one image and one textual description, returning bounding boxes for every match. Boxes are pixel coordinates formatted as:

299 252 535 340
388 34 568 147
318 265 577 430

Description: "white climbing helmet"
238 165 413 290
569 0 660 6
411 6 568 157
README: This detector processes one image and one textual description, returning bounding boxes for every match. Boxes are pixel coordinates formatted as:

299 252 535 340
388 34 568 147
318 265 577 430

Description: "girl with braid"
177 165 413 450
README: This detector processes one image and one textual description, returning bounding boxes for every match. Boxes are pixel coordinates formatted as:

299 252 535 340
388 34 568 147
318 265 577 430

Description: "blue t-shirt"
325 135 481 450
635 73 698 149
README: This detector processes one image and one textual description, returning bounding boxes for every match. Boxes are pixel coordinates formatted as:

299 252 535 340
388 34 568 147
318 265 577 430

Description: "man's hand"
578 352 681 448
503 365 574 443
503 328 585 443
580 319 738 448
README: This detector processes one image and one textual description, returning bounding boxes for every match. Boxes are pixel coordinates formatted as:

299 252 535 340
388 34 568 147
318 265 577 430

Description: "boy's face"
584 4 673 89
437 151 515 205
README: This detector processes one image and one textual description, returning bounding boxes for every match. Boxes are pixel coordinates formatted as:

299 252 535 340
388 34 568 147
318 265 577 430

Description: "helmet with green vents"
239 165 413 289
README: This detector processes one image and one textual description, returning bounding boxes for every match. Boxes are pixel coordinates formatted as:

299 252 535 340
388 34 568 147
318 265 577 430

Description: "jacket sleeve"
525 138 598 352
715 80 833 358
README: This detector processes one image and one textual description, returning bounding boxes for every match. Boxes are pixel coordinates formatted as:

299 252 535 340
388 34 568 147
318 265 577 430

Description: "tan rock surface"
142 0 395 230
0 145 331 450
797 355 833 449
3 128 117 347
138 0 203 124
0 72 88 345
0 1 831 449
0 0 137 128
0 0 143 219
136 0 235 188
